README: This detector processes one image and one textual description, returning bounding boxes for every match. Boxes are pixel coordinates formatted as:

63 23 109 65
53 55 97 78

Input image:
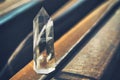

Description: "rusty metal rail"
10 0 120 80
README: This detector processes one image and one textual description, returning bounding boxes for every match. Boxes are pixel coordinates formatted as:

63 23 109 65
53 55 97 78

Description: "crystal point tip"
38 7 49 17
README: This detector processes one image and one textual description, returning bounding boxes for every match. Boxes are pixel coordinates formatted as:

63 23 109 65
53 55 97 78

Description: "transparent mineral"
33 7 56 74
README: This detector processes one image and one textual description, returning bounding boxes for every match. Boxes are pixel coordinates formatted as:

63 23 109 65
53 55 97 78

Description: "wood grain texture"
58 6 120 80
10 0 119 80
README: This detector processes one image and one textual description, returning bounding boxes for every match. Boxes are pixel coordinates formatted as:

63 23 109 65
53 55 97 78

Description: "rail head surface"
10 0 119 80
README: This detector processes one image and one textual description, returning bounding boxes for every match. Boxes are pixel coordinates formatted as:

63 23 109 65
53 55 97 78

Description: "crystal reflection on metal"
33 7 56 74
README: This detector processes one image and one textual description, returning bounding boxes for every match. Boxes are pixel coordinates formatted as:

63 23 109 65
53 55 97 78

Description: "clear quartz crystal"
33 7 56 74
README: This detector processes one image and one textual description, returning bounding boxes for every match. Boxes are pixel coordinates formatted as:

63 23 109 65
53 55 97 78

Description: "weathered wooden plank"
10 0 118 80
53 1 120 80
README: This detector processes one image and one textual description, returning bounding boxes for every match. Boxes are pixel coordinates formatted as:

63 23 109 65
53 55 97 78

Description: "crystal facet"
33 7 56 74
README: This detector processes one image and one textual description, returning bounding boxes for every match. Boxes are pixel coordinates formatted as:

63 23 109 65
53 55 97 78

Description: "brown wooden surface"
10 0 118 80
55 4 120 80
